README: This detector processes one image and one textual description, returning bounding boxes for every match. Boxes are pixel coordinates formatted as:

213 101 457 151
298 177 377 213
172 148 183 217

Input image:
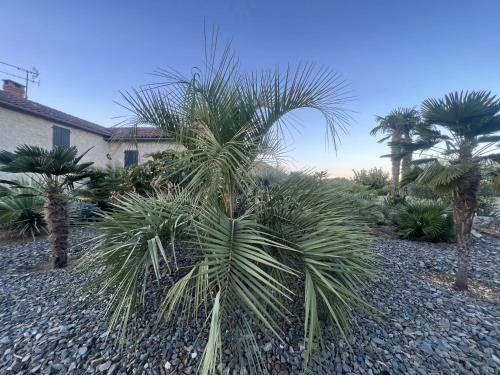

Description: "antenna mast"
0 61 40 99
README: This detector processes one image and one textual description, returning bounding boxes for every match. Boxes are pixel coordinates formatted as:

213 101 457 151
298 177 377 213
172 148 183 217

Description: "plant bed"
0 228 498 374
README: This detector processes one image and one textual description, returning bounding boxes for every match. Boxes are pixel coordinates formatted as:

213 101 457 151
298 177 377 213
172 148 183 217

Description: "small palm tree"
84 41 373 373
403 91 500 290
371 107 421 192
0 145 93 268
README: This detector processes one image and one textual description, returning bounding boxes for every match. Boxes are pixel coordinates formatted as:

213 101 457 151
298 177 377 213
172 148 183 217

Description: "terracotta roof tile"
108 127 171 140
0 90 111 136
0 90 170 141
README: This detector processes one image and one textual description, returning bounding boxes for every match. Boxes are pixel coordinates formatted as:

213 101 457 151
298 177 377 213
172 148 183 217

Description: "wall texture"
0 107 178 179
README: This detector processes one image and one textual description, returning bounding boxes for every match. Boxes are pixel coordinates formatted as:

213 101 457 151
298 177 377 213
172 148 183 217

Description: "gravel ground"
0 228 498 374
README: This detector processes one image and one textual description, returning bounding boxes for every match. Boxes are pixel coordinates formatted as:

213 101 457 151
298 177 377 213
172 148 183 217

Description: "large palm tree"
0 145 93 268
403 91 500 290
84 42 373 373
371 107 420 192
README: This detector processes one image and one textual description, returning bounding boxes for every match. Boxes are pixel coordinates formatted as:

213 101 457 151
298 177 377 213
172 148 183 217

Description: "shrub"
352 167 390 194
384 192 407 208
477 182 499 217
79 157 187 209
405 182 439 200
392 200 453 242
144 150 194 187
326 178 385 224
77 165 132 209
0 179 45 237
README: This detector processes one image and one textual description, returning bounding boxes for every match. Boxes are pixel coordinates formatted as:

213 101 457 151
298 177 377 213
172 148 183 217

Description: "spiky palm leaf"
88 38 373 374
393 200 453 242
0 145 93 179
421 91 500 137
0 178 45 237
87 174 374 373
82 191 191 340
254 174 374 364
370 107 420 137
414 161 473 194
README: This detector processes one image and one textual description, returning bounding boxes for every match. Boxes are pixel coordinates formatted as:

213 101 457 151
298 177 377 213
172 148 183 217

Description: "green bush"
79 163 162 209
384 192 407 207
405 182 439 200
77 165 132 209
0 179 45 237
392 200 453 242
477 182 499 217
79 151 194 208
352 167 390 195
145 150 195 187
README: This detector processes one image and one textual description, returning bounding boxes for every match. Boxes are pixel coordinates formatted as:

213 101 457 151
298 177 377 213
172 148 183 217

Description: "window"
124 150 139 168
52 126 70 148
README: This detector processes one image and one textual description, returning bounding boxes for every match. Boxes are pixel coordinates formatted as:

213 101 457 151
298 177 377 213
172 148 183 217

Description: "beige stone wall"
106 140 182 167
0 106 178 179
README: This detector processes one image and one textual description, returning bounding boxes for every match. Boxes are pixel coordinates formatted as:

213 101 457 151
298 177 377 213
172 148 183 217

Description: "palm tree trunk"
401 132 413 177
452 161 480 291
391 132 402 193
44 185 69 268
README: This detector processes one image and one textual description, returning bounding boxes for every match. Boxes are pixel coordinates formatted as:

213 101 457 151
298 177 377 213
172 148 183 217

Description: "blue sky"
2 0 500 177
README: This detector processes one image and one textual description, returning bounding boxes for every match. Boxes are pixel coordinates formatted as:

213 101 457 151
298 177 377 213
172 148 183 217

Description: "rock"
473 216 500 236
421 342 433 355
0 227 498 375
106 363 118 375
97 360 111 372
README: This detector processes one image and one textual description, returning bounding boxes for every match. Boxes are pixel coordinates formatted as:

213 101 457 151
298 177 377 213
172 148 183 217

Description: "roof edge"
0 100 112 137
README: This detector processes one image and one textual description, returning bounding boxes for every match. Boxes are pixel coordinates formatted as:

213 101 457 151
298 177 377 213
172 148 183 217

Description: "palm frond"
477 135 500 143
422 91 500 137
254 173 374 367
393 200 453 242
159 202 297 373
0 145 93 186
416 161 472 193
0 178 45 237
479 153 500 163
81 191 191 341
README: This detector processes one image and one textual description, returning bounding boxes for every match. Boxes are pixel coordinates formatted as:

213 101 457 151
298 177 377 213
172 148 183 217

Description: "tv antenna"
0 61 40 99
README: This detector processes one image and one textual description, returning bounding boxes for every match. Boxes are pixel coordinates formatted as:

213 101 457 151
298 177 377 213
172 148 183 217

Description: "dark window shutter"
124 150 139 168
53 126 70 148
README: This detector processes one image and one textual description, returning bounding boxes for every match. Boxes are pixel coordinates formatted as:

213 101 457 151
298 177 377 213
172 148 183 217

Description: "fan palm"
402 91 500 290
0 178 45 238
85 41 373 373
392 200 453 242
0 145 93 268
370 107 421 192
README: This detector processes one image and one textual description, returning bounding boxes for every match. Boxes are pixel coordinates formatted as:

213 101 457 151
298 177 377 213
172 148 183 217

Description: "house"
0 79 179 178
